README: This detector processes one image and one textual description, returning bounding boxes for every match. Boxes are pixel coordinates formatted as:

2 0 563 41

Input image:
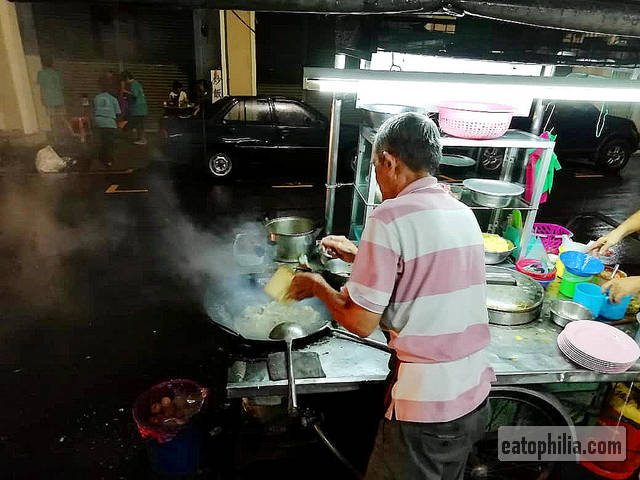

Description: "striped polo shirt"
346 176 495 423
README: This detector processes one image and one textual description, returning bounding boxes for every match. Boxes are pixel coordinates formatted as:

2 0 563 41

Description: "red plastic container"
516 259 556 281
581 406 640 479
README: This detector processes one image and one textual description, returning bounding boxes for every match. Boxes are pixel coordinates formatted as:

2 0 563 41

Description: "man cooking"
289 112 494 480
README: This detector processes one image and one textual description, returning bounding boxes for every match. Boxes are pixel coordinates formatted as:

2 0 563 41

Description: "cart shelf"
351 124 556 259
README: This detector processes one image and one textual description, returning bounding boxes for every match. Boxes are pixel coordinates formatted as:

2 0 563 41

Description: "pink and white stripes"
346 176 494 423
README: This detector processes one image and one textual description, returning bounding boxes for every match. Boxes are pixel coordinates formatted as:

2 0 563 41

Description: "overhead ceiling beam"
11 0 640 37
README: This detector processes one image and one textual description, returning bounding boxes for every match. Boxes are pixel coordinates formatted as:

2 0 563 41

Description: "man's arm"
290 273 381 338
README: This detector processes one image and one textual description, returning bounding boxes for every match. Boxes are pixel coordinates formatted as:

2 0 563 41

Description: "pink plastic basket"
438 102 514 140
532 223 573 254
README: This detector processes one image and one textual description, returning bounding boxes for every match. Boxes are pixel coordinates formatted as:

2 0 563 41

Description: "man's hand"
588 229 626 256
601 276 640 303
288 272 323 301
320 235 358 263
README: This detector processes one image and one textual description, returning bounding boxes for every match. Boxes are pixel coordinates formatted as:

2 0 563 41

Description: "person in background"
289 113 493 480
37 56 66 142
93 74 121 168
168 81 188 107
121 71 147 145
191 79 211 116
588 209 640 302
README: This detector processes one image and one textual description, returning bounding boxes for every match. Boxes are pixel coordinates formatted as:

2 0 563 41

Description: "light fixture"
303 67 640 103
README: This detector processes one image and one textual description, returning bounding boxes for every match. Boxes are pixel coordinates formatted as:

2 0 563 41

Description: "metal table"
226 300 640 399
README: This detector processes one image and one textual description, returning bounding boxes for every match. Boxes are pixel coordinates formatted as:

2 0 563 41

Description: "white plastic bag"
35 145 66 173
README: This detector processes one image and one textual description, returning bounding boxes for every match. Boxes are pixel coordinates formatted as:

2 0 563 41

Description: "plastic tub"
573 282 606 318
515 259 556 281
600 295 632 320
538 279 554 289
559 270 594 298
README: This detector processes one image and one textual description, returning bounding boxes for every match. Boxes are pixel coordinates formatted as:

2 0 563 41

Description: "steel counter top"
226 300 640 399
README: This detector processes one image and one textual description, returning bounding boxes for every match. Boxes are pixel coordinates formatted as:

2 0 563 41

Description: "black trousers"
97 128 116 165
364 400 489 480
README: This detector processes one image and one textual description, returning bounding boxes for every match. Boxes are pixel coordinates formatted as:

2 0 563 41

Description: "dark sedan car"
167 96 356 180
477 102 640 173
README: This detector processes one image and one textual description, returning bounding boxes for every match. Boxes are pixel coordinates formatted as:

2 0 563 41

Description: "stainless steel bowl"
360 104 427 130
463 179 524 208
549 300 594 328
265 216 321 262
484 244 516 265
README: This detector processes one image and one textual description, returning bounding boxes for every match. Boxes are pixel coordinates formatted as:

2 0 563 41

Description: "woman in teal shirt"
121 71 148 145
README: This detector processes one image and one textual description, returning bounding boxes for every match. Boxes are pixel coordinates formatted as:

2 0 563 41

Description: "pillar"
15 3 50 132
0 0 39 134
193 9 222 82
219 10 256 96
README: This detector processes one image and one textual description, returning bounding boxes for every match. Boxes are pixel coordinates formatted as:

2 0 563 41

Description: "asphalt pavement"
1 146 639 479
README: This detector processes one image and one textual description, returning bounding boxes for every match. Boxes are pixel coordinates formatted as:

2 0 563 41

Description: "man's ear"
382 151 397 170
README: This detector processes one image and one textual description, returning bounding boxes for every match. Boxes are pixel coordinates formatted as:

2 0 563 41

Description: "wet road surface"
1 153 639 478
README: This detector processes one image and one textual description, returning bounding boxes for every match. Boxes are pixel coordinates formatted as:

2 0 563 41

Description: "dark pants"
97 128 116 165
364 400 489 480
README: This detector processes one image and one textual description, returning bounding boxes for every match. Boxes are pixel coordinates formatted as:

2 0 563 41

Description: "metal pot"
463 179 524 208
484 243 516 265
265 216 322 262
486 266 544 326
360 104 428 130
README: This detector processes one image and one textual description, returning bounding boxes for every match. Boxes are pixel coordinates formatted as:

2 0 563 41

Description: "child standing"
93 75 121 168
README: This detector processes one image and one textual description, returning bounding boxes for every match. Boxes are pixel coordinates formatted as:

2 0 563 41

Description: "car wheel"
479 147 505 172
207 152 233 179
596 139 631 172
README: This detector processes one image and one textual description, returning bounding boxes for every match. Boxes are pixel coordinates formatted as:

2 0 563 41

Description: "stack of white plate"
557 320 640 373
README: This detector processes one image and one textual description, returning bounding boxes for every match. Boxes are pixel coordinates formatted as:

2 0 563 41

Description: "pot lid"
486 266 544 313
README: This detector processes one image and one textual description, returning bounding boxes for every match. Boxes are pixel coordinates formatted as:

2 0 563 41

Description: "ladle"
269 322 307 414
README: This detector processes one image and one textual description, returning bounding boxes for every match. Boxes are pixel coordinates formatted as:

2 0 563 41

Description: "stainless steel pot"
265 216 322 262
486 266 544 326
360 104 428 130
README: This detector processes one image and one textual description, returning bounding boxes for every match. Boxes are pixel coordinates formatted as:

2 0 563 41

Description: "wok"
203 273 388 351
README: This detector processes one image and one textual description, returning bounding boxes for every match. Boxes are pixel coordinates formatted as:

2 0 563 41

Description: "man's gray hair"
373 112 442 174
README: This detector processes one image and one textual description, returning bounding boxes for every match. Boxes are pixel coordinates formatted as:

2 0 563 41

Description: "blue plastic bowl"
560 251 604 277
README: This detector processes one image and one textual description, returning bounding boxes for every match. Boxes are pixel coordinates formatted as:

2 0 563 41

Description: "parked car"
475 101 639 173
167 96 357 180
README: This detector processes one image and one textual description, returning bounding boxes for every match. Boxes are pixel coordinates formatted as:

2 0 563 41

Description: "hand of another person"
320 235 358 263
601 276 640 303
288 272 323 301
588 229 625 257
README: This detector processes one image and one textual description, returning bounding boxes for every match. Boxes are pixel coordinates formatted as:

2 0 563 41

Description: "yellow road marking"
105 184 148 194
575 174 604 178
